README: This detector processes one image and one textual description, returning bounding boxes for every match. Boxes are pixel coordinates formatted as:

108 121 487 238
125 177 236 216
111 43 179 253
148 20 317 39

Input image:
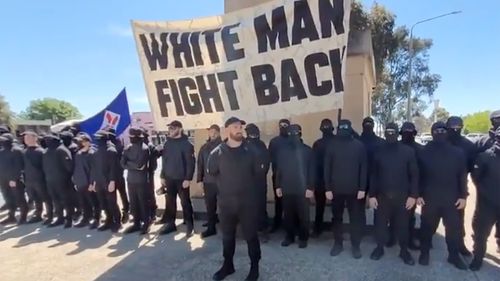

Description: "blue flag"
79 88 131 138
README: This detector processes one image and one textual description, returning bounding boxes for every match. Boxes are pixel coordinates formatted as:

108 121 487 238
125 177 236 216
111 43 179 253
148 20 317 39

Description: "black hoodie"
91 141 119 186
312 133 335 188
246 137 271 186
0 140 24 183
448 134 476 173
42 138 73 184
121 142 150 184
160 135 195 181
269 134 288 174
73 147 94 188
23 146 45 185
197 137 222 184
472 146 500 208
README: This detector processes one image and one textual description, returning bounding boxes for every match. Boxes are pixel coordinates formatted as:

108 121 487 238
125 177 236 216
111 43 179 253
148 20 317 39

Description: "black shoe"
212 261 235 281
97 223 112 231
124 224 141 234
245 262 259 281
469 258 482 271
111 223 121 233
64 220 72 229
202 222 209 227
73 211 82 221
298 240 308 249
159 224 177 235
419 252 430 266
201 228 217 238
48 218 64 228
400 250 415 265
330 243 343 257
386 236 396 248
459 244 472 257
370 246 384 260
42 218 53 226
448 255 467 271
352 246 362 259
17 217 27 225
186 224 194 237
89 220 99 230
74 219 89 228
0 216 16 225
27 216 43 224
155 216 168 225
281 238 294 247
121 211 129 224
408 239 420 251
140 222 151 235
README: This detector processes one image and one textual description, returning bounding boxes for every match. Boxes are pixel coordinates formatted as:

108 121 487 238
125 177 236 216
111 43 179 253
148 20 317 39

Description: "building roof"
15 119 52 126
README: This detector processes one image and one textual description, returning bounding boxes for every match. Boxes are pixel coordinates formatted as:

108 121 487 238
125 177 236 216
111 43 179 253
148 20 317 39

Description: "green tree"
0 94 15 128
463 111 491 133
430 107 450 123
351 2 441 125
20 98 82 123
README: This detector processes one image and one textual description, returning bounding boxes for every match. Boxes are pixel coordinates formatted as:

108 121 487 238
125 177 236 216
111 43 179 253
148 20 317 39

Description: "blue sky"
0 0 498 118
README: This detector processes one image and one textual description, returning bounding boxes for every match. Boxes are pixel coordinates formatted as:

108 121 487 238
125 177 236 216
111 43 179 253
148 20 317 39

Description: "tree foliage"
430 107 450 123
20 98 82 124
0 94 14 127
463 111 491 133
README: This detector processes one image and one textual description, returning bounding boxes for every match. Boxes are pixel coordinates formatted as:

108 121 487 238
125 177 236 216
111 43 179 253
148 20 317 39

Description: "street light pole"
406 10 462 121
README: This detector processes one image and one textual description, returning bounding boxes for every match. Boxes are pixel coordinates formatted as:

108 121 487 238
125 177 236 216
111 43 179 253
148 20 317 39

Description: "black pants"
496 221 500 244
204 182 218 229
47 181 74 221
219 201 261 263
331 194 362 247
420 200 460 256
116 176 129 213
128 182 149 225
76 186 100 221
0 180 28 218
388 206 417 243
272 173 283 227
96 184 120 225
472 198 499 262
314 187 326 232
26 182 52 218
375 196 409 250
256 179 268 232
283 194 310 241
147 172 157 218
165 178 194 225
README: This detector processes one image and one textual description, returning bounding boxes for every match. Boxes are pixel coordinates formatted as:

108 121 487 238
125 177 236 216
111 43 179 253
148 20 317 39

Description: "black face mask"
130 137 142 144
61 137 72 147
432 132 448 143
385 134 398 144
96 138 108 147
45 138 60 149
279 126 288 137
492 119 500 130
338 128 351 138
248 134 260 140
363 123 374 133
448 128 462 140
320 128 333 137
401 132 415 144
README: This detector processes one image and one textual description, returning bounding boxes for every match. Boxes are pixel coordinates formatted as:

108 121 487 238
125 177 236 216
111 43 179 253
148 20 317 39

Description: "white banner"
132 0 351 129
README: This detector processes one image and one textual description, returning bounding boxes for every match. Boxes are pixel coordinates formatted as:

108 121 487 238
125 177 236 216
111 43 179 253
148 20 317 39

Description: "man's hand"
88 184 95 192
455 198 466 210
357 191 366 200
276 188 283 198
161 178 166 186
325 191 333 201
406 197 416 210
182 180 190 189
305 189 314 199
199 182 204 189
108 181 116 193
369 197 378 209
9 181 16 188
417 197 425 206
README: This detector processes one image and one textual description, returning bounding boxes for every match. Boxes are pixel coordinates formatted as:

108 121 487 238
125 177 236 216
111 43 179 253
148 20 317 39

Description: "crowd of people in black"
0 110 499 281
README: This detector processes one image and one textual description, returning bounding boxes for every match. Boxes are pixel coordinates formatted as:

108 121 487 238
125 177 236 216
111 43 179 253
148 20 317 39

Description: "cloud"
106 24 133 38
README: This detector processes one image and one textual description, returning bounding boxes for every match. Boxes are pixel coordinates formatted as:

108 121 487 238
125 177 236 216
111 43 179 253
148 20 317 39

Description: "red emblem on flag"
100 110 121 130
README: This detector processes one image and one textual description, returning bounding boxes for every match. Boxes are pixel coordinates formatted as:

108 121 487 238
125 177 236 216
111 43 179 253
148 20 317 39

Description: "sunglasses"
338 124 350 129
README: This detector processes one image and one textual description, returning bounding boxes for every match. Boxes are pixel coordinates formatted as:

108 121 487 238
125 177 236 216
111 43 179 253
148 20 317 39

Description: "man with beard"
107 128 130 224
311 119 335 237
72 133 100 229
245 123 271 242
418 122 468 270
158 120 195 236
208 117 262 281
474 109 500 253
399 122 423 250
42 133 74 228
197 124 223 238
121 128 151 235
92 130 121 232
469 127 500 271
276 124 315 249
0 133 28 225
268 119 290 232
324 120 367 259
446 116 475 256
141 128 159 222
369 123 418 265
23 131 52 224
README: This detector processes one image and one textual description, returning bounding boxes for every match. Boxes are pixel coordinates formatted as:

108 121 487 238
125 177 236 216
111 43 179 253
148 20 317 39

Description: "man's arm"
408 150 419 198
196 145 205 183
207 148 221 176
323 144 333 192
183 143 195 181
57 148 73 174
358 144 368 192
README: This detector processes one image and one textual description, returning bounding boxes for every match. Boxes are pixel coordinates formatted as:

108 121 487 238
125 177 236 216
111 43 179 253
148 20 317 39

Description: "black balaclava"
279 119 290 137
44 135 61 149
446 116 463 141
129 128 143 145
385 123 399 144
431 122 448 144
38 134 47 149
400 122 417 144
493 127 500 155
490 110 500 130
0 133 14 149
337 119 353 138
245 123 260 140
94 133 108 147
60 131 74 147
320 118 334 138
287 124 302 144
362 117 375 134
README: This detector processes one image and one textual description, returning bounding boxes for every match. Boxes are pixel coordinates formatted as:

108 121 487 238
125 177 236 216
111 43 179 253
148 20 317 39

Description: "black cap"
431 121 447 132
21 130 38 137
167 120 183 129
0 133 14 142
490 110 500 119
385 122 399 132
94 129 109 139
363 117 374 125
208 124 221 132
320 119 333 129
279 119 290 126
140 127 150 137
224 117 243 128
245 123 260 136
75 132 91 142
338 119 352 129
446 116 463 128
59 131 74 138
400 122 416 133
129 127 143 137
44 133 60 140
288 124 302 135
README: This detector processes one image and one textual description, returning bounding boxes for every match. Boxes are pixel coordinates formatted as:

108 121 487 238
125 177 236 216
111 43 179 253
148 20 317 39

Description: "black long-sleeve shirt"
269 135 288 174
160 135 195 181
312 135 335 188
197 138 222 184
449 135 476 173
73 148 94 188
419 141 468 203
43 144 73 184
91 143 119 186
0 145 24 183
369 143 419 199
472 148 500 208
23 146 45 185
276 140 315 195
324 137 367 195
121 142 150 184
246 138 270 185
